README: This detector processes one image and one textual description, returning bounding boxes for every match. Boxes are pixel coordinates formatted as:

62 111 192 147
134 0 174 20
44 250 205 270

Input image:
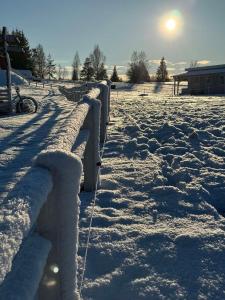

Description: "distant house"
173 64 225 95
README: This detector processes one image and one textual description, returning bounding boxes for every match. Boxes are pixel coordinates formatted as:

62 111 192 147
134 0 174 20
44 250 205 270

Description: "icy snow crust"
79 83 225 300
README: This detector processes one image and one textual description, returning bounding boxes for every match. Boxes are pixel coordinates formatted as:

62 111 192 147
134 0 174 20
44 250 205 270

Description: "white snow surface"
79 83 225 300
0 82 225 299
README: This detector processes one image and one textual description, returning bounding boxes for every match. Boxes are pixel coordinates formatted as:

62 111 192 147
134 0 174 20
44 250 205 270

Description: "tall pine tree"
46 54 56 80
72 51 80 81
80 57 94 81
110 66 120 82
9 29 33 70
156 57 169 82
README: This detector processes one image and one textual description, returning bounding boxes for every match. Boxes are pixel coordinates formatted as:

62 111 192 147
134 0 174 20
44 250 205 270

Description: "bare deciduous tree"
90 45 107 80
127 51 150 83
32 44 46 79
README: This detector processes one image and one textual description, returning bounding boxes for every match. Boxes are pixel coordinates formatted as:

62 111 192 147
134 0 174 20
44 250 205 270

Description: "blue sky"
1 0 225 76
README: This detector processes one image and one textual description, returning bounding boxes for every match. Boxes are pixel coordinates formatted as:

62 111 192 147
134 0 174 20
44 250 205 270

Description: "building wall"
188 74 225 95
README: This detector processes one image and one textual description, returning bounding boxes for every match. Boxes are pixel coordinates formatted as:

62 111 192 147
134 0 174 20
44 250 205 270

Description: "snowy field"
79 83 225 300
0 81 225 299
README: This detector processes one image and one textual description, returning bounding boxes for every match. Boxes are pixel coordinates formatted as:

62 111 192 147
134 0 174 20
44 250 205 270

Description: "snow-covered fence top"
0 83 109 300
59 80 111 143
0 166 53 299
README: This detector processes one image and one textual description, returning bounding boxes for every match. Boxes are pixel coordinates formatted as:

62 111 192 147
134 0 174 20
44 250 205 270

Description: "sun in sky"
165 18 177 31
159 10 183 38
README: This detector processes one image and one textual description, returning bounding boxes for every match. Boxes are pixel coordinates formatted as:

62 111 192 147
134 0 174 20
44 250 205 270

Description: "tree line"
0 28 170 83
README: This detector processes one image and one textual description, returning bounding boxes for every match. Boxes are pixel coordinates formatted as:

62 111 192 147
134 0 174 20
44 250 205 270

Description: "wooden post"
106 80 111 119
82 98 101 191
36 152 82 300
3 27 12 113
177 81 180 95
173 79 176 96
97 83 109 143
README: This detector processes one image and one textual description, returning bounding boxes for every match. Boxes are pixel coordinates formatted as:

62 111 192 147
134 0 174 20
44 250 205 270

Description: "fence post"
106 80 111 119
97 83 109 143
36 151 82 300
82 97 101 191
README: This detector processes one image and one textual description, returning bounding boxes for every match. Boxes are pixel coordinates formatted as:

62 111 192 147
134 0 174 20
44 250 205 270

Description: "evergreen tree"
98 63 108 80
32 44 46 78
110 66 120 82
72 51 80 81
9 29 33 70
80 57 94 81
127 51 150 83
156 57 169 82
72 68 79 81
46 54 56 80
90 45 108 80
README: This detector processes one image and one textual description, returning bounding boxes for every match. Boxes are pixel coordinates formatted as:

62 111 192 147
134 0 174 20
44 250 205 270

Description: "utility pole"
2 27 12 112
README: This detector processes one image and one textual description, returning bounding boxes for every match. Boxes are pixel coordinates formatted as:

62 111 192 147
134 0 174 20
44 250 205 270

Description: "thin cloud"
167 67 175 71
55 60 69 64
198 60 211 65
149 59 161 65
175 61 187 65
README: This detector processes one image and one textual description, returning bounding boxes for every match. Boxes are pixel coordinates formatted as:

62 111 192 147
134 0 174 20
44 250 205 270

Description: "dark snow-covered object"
0 70 28 86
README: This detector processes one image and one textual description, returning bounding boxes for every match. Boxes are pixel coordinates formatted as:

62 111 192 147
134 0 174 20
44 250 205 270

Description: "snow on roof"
186 64 225 72
0 70 28 86
174 64 225 79
13 69 33 81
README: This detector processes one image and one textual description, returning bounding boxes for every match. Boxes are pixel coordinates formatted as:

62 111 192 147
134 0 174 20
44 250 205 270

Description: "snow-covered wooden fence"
0 83 110 300
59 80 111 143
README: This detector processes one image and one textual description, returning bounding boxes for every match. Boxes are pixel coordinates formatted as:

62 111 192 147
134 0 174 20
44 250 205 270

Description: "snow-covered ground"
0 84 76 198
79 83 225 300
1 81 225 299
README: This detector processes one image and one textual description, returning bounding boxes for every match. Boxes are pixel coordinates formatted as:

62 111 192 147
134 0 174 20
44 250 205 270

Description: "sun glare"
166 18 176 31
159 10 183 38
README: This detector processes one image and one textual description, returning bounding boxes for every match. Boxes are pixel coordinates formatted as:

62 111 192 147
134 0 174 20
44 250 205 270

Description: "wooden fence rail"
0 82 110 300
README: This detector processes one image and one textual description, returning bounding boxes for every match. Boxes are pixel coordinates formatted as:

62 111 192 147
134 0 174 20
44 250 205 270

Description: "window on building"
220 76 225 84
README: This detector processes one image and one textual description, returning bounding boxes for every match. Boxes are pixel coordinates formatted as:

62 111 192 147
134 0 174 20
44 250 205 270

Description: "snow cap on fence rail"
36 149 82 300
0 234 51 300
48 89 100 153
0 167 53 284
